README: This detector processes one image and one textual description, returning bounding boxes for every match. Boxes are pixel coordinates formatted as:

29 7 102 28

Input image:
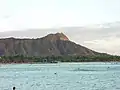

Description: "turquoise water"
0 62 120 90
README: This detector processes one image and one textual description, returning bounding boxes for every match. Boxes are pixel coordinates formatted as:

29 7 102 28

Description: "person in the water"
13 87 15 90
54 72 57 75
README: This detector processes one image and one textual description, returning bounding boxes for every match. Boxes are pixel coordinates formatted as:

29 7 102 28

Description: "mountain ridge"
0 32 102 56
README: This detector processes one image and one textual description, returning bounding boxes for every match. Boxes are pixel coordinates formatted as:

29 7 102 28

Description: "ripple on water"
0 63 120 90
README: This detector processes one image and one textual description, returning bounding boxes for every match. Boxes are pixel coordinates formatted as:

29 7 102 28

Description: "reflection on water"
0 62 120 90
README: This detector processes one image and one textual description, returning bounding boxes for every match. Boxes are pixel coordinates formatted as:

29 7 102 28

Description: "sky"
0 0 120 55
0 0 120 31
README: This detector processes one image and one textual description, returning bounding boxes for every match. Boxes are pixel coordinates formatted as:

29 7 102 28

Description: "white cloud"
84 36 120 55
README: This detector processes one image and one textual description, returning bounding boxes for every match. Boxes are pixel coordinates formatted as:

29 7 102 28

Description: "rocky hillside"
0 33 101 56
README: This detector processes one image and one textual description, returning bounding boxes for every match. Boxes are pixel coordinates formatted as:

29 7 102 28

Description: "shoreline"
0 61 119 65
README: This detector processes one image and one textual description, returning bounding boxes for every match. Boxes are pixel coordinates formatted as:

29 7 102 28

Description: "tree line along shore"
0 55 120 63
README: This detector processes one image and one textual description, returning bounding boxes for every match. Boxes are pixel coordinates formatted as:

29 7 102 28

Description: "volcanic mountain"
0 32 102 56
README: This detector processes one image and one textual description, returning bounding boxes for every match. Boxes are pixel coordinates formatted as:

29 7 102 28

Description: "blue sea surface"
0 62 120 90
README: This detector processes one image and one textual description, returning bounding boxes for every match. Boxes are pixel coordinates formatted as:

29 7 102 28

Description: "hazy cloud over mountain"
0 22 120 55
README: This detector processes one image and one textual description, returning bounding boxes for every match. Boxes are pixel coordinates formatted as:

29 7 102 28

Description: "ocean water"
0 62 120 90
